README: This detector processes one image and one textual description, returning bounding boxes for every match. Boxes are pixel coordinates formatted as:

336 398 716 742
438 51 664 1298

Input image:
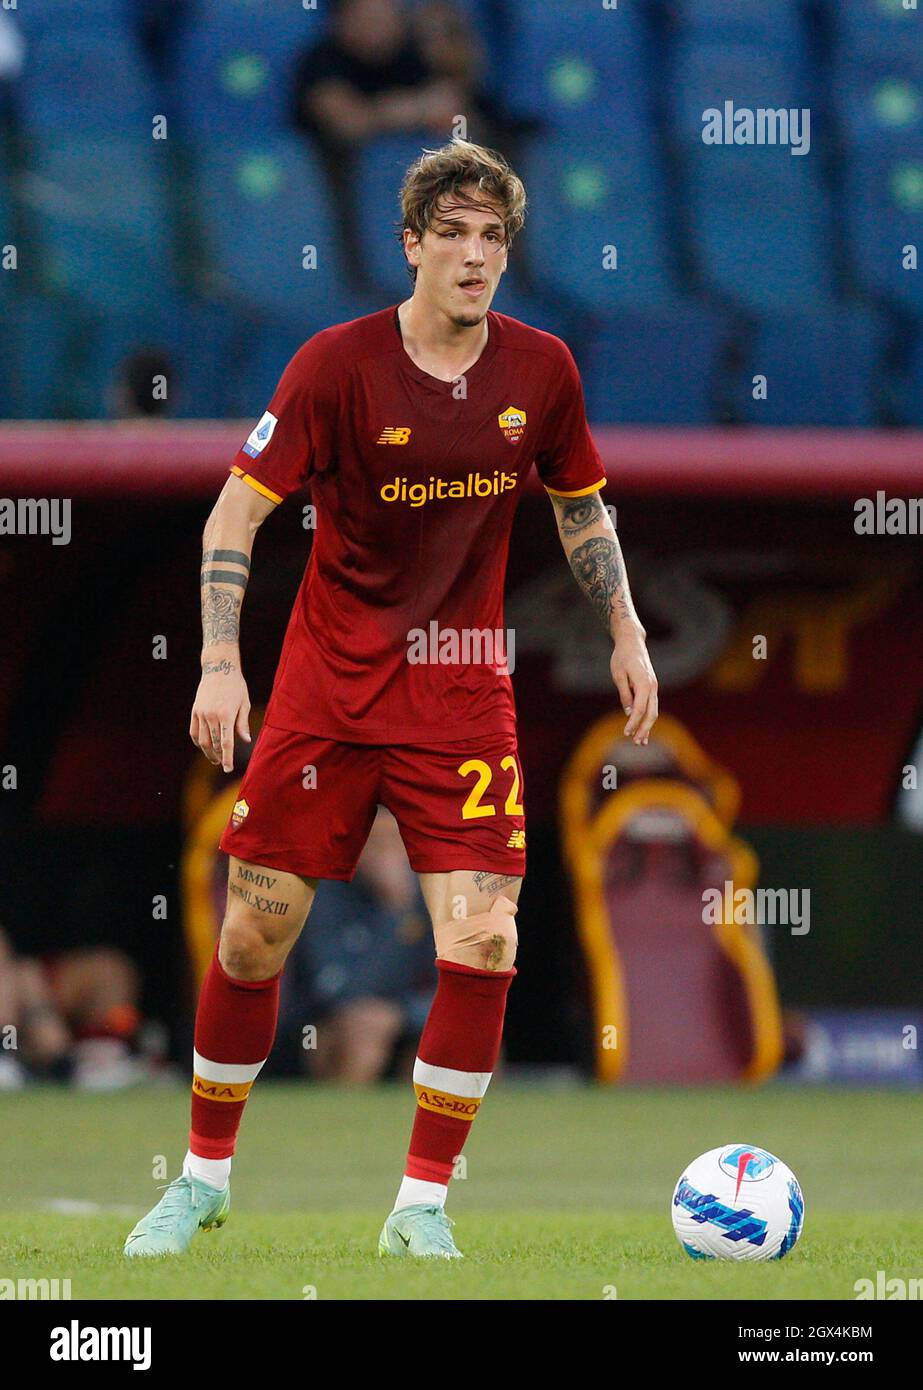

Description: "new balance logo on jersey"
376 426 412 445
507 830 526 849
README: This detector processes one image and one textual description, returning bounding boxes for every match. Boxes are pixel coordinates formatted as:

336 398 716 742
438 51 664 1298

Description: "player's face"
409 192 509 328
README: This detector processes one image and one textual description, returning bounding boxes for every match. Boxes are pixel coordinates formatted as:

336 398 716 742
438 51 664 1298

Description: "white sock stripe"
413 1058 493 1098
192 1050 266 1084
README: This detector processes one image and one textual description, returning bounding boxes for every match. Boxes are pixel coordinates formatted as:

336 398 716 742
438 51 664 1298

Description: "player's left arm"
548 489 658 745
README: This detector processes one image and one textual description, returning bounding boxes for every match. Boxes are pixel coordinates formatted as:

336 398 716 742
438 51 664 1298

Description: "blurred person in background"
109 348 176 419
0 925 143 1090
292 0 507 290
281 807 435 1084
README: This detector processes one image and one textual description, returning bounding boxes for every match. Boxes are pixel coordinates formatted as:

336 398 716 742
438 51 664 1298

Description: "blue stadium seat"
5 292 74 418
580 307 729 425
76 297 237 419
668 37 812 144
174 0 321 137
835 0 923 77
196 135 367 330
683 145 834 312
899 318 923 426
503 0 651 134
354 136 423 301
676 0 804 47
734 310 887 426
28 137 174 315
13 15 161 136
843 139 923 310
522 136 676 311
831 62 923 147
224 320 321 421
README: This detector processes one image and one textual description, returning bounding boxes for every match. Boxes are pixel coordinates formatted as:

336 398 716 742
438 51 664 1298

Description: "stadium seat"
13 11 161 136
675 0 804 48
26 137 174 316
354 136 424 302
173 0 321 137
831 61 923 147
580 307 729 425
77 297 237 420
842 139 923 311
733 310 887 427
683 145 835 312
522 136 676 311
196 135 368 331
4 292 75 418
223 319 323 420
503 0 651 135
667 37 812 144
834 0 923 77
898 319 923 426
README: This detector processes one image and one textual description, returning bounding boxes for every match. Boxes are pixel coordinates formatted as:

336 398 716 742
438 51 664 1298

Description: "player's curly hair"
399 138 527 280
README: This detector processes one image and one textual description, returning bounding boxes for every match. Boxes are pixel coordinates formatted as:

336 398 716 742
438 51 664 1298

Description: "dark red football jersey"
230 306 605 744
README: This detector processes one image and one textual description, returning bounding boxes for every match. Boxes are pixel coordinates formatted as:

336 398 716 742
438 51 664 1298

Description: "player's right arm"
190 474 277 773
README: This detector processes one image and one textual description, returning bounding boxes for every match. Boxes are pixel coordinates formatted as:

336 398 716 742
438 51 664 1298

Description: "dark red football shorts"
218 723 527 881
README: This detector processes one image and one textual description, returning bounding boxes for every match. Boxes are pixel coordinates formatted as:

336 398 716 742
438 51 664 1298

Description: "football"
672 1144 805 1261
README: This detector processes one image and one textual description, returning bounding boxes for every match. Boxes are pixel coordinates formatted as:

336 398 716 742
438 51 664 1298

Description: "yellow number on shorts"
457 755 523 820
457 759 495 819
501 755 524 815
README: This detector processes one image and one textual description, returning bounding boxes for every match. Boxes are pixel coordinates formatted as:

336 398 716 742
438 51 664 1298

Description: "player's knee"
219 906 297 981
434 895 518 972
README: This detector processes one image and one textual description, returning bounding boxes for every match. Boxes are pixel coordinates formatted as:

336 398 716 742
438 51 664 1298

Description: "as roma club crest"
498 405 527 444
231 798 250 828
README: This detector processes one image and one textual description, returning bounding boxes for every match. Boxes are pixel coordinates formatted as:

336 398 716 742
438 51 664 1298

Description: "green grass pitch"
1 1083 919 1300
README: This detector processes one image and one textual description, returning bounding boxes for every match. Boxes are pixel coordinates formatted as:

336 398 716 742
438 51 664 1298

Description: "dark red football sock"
405 959 515 1185
189 947 281 1160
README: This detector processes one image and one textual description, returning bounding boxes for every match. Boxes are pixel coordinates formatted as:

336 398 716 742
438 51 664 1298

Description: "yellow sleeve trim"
544 478 607 499
230 465 283 505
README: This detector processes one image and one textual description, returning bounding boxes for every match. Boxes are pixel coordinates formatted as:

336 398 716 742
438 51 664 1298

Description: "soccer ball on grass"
671 1144 804 1261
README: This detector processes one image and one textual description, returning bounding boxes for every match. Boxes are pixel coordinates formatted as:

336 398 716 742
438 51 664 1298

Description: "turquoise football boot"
378 1203 463 1259
123 1175 230 1257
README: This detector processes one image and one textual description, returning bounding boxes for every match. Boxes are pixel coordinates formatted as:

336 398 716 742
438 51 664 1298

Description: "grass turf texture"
1 1083 919 1300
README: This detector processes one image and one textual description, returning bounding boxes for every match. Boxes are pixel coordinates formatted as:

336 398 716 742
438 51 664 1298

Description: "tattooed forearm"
201 569 247 587
201 586 241 646
568 536 631 631
558 493 607 536
202 658 237 676
202 549 250 570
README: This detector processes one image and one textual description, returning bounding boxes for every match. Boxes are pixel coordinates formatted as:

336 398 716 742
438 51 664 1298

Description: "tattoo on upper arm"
202 549 250 570
202 586 241 645
557 493 607 536
568 536 630 630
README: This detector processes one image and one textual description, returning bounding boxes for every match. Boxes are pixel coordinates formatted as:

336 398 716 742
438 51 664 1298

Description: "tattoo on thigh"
228 880 290 916
472 871 518 897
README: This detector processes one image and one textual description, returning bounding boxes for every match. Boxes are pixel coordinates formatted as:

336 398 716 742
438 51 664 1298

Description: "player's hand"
189 660 251 773
610 625 658 746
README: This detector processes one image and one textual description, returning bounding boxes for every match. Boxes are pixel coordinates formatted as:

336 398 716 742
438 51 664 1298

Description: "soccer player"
124 139 658 1259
